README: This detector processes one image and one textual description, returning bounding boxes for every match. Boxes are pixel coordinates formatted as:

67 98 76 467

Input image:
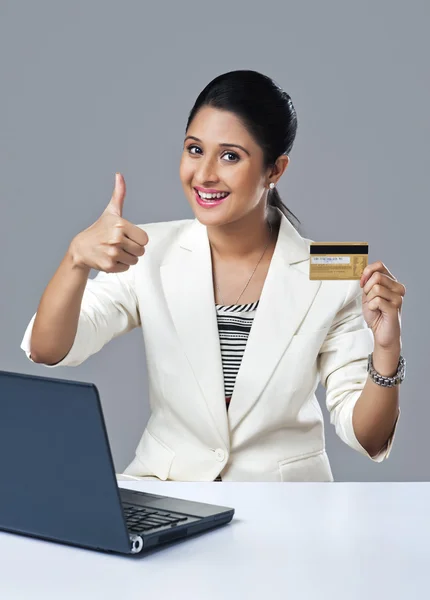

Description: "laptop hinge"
129 534 144 554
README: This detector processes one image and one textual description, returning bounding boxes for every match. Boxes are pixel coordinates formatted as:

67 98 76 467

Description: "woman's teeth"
197 190 229 200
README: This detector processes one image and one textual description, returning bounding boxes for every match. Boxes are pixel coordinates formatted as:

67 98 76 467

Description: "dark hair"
186 70 301 230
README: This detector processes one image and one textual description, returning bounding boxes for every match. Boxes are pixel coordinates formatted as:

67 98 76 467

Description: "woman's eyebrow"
184 135 250 156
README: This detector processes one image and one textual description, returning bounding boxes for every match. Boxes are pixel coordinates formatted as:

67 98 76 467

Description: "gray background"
1 0 428 480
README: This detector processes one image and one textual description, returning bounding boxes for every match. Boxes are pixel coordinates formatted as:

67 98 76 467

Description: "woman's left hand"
360 261 406 349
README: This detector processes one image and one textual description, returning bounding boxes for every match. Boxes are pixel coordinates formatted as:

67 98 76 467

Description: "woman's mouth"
193 187 230 208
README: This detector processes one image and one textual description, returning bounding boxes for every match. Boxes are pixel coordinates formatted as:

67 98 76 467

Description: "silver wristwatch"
367 353 406 387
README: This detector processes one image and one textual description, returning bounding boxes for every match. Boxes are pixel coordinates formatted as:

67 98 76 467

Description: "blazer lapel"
160 220 230 449
226 215 322 433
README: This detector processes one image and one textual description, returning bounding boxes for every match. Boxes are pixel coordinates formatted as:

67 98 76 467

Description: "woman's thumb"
106 172 126 216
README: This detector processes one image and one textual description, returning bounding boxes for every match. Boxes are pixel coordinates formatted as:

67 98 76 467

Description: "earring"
269 182 275 190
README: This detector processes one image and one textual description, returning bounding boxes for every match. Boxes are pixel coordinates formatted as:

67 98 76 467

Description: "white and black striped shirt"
215 300 259 410
214 300 259 482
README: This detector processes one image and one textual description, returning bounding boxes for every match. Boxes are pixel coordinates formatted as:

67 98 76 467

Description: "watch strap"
367 353 406 387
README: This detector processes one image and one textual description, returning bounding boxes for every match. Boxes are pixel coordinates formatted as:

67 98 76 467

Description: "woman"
21 70 406 481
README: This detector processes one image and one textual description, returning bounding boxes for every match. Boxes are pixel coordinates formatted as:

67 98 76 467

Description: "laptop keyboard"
122 502 188 534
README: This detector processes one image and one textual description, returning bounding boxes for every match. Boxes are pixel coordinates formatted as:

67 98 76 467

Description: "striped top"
215 300 259 410
214 300 259 482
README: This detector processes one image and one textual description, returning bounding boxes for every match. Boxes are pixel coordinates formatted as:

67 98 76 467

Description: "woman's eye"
187 145 202 155
222 152 239 162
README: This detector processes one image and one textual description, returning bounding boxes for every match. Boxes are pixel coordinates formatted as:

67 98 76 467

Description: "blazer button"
215 448 225 462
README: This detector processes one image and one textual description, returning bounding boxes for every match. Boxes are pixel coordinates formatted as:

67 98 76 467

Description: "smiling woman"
179 71 300 236
21 70 404 482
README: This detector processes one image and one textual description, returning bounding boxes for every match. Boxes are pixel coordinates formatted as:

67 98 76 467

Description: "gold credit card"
309 242 368 280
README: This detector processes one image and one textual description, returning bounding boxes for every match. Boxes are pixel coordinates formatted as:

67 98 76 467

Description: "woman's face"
179 106 270 228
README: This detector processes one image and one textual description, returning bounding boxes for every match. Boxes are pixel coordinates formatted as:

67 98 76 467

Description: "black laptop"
0 370 234 556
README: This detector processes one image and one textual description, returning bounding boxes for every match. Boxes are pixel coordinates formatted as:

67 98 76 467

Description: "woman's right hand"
69 173 149 273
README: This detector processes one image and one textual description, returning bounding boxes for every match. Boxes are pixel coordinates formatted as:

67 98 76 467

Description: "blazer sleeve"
20 267 141 368
317 279 399 462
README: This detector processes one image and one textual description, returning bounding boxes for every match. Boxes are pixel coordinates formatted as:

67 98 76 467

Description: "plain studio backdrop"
1 0 428 481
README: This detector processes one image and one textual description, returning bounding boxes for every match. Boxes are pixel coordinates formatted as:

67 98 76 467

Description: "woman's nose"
195 157 220 185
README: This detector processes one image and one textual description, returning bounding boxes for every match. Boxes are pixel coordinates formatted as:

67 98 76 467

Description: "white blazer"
21 211 396 481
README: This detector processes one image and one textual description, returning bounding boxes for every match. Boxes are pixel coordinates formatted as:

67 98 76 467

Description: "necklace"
214 222 273 306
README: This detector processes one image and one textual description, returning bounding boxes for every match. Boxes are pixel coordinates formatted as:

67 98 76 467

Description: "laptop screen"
0 370 131 553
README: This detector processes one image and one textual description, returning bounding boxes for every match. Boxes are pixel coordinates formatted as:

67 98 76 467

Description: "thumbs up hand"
69 173 149 273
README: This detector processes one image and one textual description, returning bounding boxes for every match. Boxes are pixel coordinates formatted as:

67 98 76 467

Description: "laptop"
0 370 234 556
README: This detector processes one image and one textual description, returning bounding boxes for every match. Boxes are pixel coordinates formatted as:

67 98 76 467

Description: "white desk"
0 482 428 600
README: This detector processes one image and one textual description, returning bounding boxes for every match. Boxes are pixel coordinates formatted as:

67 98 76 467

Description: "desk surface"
0 482 428 600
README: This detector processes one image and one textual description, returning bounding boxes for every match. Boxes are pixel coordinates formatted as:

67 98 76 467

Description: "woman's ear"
268 155 290 185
